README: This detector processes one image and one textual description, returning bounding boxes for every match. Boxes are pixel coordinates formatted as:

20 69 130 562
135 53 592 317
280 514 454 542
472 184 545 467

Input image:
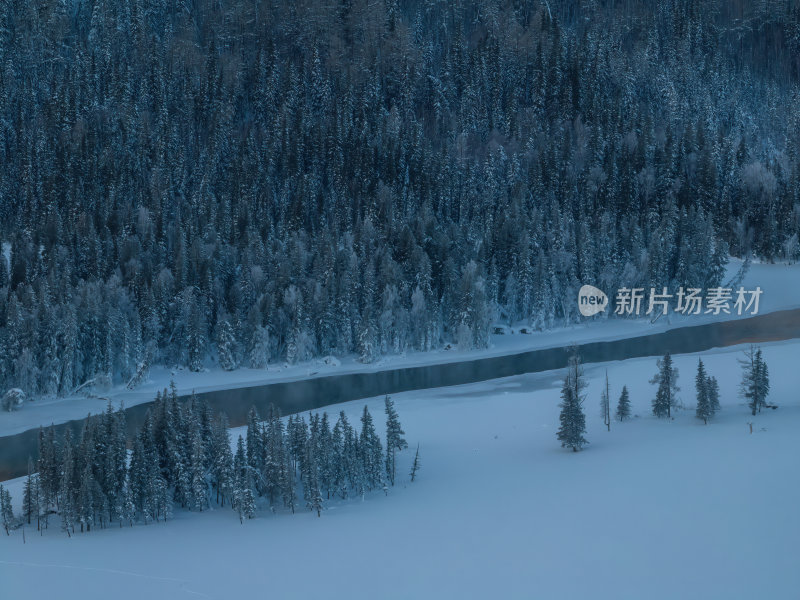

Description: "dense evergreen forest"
1 391 408 533
1 0 799 397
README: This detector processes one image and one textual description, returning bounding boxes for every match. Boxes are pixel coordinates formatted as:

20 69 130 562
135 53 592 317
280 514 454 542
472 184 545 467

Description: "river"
1 308 799 481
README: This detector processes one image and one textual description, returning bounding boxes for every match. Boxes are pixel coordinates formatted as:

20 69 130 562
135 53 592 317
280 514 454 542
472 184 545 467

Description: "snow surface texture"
2 258 799 438
1 340 798 600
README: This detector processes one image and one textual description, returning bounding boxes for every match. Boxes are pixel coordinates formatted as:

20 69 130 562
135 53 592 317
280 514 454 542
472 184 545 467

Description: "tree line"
557 345 772 451
1 0 799 398
1 388 412 535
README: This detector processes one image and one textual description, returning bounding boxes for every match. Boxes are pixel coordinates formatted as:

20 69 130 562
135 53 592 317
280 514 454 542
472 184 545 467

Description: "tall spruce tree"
707 376 720 418
59 430 77 536
651 352 680 419
409 445 421 482
741 346 770 416
615 386 631 422
210 415 234 507
557 352 588 452
600 370 611 431
0 486 13 534
695 359 711 424
360 406 384 490
233 436 256 523
384 396 408 485
23 457 39 528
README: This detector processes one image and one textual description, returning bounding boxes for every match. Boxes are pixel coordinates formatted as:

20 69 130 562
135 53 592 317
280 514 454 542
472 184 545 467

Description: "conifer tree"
23 457 39 528
360 406 384 490
248 326 271 369
695 358 711 424
615 386 631 422
189 429 208 511
210 415 234 507
78 462 96 532
741 346 770 416
36 425 58 524
281 451 297 514
342 412 365 497
264 404 286 506
600 370 611 431
287 415 308 476
302 430 324 516
330 415 345 498
557 352 588 452
651 352 680 419
0 486 13 534
707 376 720 418
129 434 150 523
216 315 237 371
245 407 264 494
409 445 421 482
384 395 408 485
233 436 256 522
59 430 77 536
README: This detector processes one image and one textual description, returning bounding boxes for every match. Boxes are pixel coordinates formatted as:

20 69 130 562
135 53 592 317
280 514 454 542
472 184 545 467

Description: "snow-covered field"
2 339 798 600
2 258 800 438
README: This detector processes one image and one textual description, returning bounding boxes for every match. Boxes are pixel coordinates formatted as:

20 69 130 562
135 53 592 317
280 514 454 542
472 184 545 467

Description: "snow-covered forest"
2 0 800 397
1 389 409 534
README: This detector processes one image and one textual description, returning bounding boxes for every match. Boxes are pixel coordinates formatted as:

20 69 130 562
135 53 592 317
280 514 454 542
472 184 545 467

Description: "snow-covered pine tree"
121 484 135 528
741 346 770 416
264 403 286 507
358 317 378 364
707 376 720 418
186 294 207 373
128 433 150 523
331 414 347 498
189 429 208 511
281 449 297 514
651 351 679 419
160 385 190 507
233 435 256 522
384 395 408 485
210 415 234 507
59 430 77 536
0 485 13 534
23 457 39 528
409 445 420 482
615 386 631 421
302 430 324 516
287 414 308 477
109 405 129 526
36 425 58 524
557 352 588 452
248 325 271 369
77 462 95 532
141 414 170 523
342 412 365 497
695 358 711 424
245 407 264 495
315 412 334 500
216 314 237 371
309 481 324 517
126 341 153 389
600 370 611 431
360 405 384 490
153 469 172 523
